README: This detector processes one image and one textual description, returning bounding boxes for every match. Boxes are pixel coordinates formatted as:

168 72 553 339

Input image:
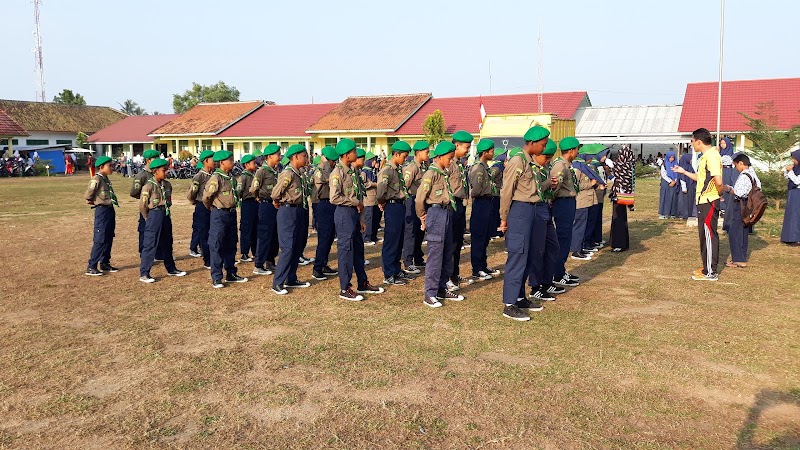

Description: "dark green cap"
149 158 168 169
452 130 474 143
508 147 523 158
356 148 366 158
321 145 338 161
523 126 550 142
543 139 557 156
391 140 412 154
412 140 430 152
476 139 495 153
262 144 281 156
143 149 160 159
213 150 233 162
252 148 263 157
581 143 606 156
313 155 322 165
431 141 456 157
365 151 376 160
285 144 307 159
335 138 357 156
199 150 215 161
493 147 507 158
94 155 112 167
559 137 580 152
241 154 256 165
281 156 290 166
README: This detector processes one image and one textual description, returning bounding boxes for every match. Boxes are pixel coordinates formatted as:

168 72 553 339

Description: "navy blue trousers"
728 199 749 263
335 206 367 290
451 200 467 282
591 193 605 244
140 209 177 277
585 203 601 248
528 203 559 289
503 201 535 305
255 200 278 268
423 205 455 300
190 203 211 264
138 213 163 259
571 207 589 253
381 202 405 278
239 198 259 257
363 205 380 242
402 197 425 267
274 205 304 286
87 205 115 269
313 200 336 272
209 208 238 281
490 196 502 238
469 197 492 274
299 206 310 256
552 197 576 279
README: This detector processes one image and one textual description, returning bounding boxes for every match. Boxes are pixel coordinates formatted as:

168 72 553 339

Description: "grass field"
0 174 798 449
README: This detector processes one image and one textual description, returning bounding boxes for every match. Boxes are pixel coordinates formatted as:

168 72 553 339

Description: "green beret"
365 151 376 160
431 141 456 158
523 126 550 142
508 147 523 158
262 144 281 156
281 156 290 166
313 155 322 165
196 161 204 170
581 143 606 156
476 139 495 153
493 147 507 158
285 144 307 159
143 149 160 159
452 130 474 143
241 154 256 165
335 138 357 156
543 139 557 156
149 158 168 169
213 150 233 162
94 155 112 167
321 145 338 161
391 140 412 154
559 137 580 152
356 148 366 158
199 150 215 161
412 140 430 152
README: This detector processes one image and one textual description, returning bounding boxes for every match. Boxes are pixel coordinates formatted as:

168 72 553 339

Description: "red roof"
0 109 29 137
150 101 265 135
678 78 800 132
392 91 590 135
87 114 179 143
218 103 338 138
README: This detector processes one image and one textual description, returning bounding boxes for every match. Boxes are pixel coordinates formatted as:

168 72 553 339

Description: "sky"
1 0 798 114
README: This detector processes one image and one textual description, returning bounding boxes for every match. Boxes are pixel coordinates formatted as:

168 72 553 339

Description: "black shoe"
503 304 530 321
264 261 276 271
312 270 328 280
424 296 443 308
225 274 249 283
203 263 211 270
398 271 416 281
239 254 253 263
99 264 119 273
383 275 407 286
321 266 338 276
515 298 544 312
339 288 364 301
85 267 103 276
545 285 566 295
212 279 224 289
553 275 579 288
565 272 580 282
272 284 288 295
531 288 556 302
571 252 591 261
167 270 187 277
357 282 385 294
285 280 311 288
436 290 464 301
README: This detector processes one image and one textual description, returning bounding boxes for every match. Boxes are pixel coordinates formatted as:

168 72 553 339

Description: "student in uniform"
722 153 761 267
498 126 551 321
402 140 430 274
130 149 160 256
377 140 413 286
311 145 340 280
203 150 248 288
237 154 259 262
571 147 605 260
84 156 119 276
489 148 506 239
469 138 501 281
550 137 581 287
362 152 380 246
610 144 635 252
448 130 475 291
297 164 315 266
353 150 373 267
415 141 463 308
251 144 282 276
188 150 215 268
330 139 384 301
658 151 679 219
139 158 186 283
677 152 698 220
781 150 800 245
270 144 313 294
589 149 609 248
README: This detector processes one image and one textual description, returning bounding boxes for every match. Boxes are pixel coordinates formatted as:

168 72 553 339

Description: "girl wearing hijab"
658 150 679 219
610 145 635 251
719 137 737 230
677 152 697 220
781 149 800 245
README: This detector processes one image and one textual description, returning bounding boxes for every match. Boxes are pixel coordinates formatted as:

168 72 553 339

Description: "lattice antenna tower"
33 0 46 102
537 19 544 113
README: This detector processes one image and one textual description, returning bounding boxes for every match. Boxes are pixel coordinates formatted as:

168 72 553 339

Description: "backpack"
740 173 768 227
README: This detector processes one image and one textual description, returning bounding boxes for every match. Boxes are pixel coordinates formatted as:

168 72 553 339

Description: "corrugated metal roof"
575 104 684 136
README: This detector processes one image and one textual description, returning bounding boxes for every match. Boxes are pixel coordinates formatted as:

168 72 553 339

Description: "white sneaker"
405 265 421 274
189 250 202 258
475 271 492 281
487 268 501 276
424 297 443 308
139 275 156 283
167 270 187 277
446 280 460 291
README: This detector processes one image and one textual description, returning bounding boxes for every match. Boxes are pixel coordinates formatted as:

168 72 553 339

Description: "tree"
739 102 800 171
119 99 147 116
423 109 446 146
53 89 86 105
172 81 241 114
76 132 88 148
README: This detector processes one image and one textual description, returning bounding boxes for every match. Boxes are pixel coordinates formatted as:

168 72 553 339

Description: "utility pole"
716 0 725 145
537 19 544 113
33 0 46 102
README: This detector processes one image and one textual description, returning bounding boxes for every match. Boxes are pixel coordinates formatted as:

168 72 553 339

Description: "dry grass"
0 174 798 449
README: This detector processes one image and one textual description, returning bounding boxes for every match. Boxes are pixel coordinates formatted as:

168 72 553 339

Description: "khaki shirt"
448 160 468 199
130 168 153 199
139 179 172 218
415 166 452 219
237 170 257 201
376 162 406 203
272 167 305 206
575 169 597 209
188 170 212 204
313 161 335 201
469 161 493 198
403 160 426 196
489 164 503 197
251 164 280 201
549 158 577 198
330 163 362 208
500 151 540 221
360 170 377 207
84 174 115 206
203 171 238 210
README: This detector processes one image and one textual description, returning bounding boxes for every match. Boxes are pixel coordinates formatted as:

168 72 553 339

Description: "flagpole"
716 0 725 146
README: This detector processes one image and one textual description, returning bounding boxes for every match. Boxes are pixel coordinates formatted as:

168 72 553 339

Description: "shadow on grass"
736 389 800 449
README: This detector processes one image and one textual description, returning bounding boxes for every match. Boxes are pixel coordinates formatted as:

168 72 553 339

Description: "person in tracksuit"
498 126 551 322
469 138 501 281
447 130 475 290
550 137 581 288
84 156 119 276
330 139 384 301
415 141 463 308
489 148 506 239
402 140 429 274
377 140 413 286
237 154 259 262
139 158 185 283
251 144 282 276
203 150 248 288
188 150 216 268
527 139 563 302
311 145 340 281
130 149 159 256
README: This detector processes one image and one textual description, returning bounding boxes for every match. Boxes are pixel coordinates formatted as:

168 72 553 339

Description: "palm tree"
119 99 147 116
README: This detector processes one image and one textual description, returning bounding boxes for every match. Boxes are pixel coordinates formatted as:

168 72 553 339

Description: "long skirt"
658 179 678 217
781 188 800 243
610 202 629 250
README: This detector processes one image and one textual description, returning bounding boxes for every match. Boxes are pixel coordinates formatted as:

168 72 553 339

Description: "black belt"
243 197 257 202
214 206 236 212
429 203 453 210
386 199 405 204
319 198 330 202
